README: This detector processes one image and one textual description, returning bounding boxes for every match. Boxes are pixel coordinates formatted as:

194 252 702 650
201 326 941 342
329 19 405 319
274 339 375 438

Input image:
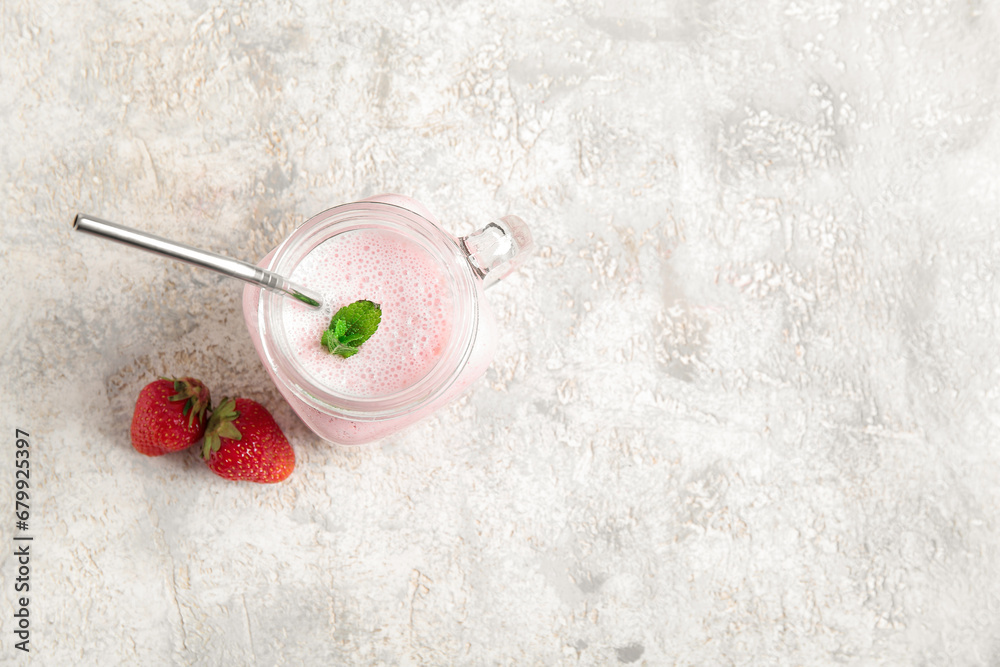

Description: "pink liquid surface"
282 229 454 397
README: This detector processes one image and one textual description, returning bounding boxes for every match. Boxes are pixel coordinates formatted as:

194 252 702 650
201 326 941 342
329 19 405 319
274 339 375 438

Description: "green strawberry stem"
160 376 212 428
202 397 242 459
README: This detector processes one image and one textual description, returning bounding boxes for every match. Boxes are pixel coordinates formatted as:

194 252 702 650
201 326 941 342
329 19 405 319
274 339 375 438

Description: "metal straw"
73 214 322 308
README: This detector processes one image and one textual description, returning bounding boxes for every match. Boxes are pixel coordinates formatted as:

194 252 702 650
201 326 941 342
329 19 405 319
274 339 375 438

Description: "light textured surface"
3 0 1000 664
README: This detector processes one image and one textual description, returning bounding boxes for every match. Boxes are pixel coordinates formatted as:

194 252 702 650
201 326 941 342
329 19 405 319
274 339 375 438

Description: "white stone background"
2 0 1000 664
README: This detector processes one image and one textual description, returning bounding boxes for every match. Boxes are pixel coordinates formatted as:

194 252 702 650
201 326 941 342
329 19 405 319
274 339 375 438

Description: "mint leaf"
320 329 342 354
320 300 382 358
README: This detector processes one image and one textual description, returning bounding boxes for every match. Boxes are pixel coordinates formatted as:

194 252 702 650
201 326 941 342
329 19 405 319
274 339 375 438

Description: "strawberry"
201 397 294 483
131 377 212 456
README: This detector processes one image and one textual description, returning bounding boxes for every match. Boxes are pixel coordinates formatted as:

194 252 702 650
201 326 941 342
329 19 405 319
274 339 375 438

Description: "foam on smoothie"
281 229 454 397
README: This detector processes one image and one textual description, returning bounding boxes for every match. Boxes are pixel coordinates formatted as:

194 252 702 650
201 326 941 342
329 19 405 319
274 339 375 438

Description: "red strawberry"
131 377 212 456
201 398 294 483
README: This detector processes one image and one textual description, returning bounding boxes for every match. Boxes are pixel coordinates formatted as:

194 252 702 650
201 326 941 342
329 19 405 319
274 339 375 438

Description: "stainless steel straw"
73 214 322 308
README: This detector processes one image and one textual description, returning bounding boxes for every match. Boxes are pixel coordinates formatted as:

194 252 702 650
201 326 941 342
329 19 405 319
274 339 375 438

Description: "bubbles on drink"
282 229 454 397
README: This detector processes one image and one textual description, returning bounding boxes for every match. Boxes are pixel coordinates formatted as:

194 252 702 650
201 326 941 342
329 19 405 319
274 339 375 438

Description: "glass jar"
242 194 532 445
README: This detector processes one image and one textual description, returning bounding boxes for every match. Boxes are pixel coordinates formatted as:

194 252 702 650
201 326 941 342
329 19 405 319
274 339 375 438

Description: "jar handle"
460 215 533 288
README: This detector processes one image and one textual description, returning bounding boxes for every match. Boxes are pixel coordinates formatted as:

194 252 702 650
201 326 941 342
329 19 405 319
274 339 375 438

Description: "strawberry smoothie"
281 228 455 397
242 195 525 445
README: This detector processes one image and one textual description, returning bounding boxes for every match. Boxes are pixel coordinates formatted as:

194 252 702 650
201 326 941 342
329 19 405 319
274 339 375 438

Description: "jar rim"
257 201 479 421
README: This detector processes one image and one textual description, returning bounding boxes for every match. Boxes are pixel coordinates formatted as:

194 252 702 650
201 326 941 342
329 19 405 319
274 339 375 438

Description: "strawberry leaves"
202 397 242 459
163 376 212 428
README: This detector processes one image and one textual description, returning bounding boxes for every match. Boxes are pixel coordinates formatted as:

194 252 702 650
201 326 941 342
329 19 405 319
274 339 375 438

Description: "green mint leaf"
320 300 381 358
320 330 358 358
341 332 365 346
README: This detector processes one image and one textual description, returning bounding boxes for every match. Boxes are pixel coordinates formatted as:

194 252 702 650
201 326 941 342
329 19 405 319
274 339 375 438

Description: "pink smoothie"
282 229 454 397
242 195 499 445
